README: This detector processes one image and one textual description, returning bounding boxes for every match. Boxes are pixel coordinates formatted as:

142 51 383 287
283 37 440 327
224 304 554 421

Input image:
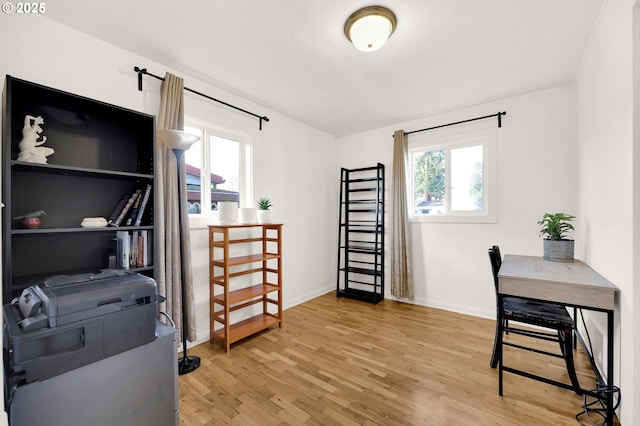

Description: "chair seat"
503 297 574 329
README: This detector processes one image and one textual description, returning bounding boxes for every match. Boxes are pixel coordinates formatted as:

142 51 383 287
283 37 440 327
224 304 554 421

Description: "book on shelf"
125 193 142 226
114 230 151 269
141 230 151 267
130 231 138 268
137 232 145 267
109 190 140 227
116 231 130 270
106 194 130 226
134 184 152 226
109 237 120 268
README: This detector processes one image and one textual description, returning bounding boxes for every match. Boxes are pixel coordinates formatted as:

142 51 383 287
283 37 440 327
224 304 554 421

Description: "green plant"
537 213 575 240
257 196 273 210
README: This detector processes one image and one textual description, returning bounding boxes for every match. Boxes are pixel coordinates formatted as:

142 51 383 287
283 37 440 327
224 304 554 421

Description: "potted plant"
257 196 273 224
537 212 575 262
217 198 238 225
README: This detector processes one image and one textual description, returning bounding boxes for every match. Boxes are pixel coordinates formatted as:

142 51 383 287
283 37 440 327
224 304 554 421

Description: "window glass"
184 126 204 214
451 145 483 211
413 148 445 215
209 135 240 209
184 122 250 216
409 128 496 223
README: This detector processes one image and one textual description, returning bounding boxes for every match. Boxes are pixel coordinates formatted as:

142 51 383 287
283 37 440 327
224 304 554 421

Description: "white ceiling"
44 0 604 136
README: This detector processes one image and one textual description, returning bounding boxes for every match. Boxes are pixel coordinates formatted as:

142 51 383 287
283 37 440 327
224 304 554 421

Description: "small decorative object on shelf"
238 207 257 224
256 196 272 224
218 200 238 225
80 217 108 228
17 115 54 164
14 210 46 229
538 212 575 262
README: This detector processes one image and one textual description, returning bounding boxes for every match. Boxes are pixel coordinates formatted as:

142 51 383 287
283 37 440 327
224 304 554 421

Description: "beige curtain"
391 130 414 300
156 73 196 342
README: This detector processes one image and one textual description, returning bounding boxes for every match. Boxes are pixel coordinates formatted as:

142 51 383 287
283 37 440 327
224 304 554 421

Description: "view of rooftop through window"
184 125 241 214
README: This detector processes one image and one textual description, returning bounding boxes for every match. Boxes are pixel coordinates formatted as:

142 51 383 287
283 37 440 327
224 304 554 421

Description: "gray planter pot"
543 239 574 262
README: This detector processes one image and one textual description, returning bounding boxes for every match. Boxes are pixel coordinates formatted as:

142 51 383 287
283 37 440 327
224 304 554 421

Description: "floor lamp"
157 129 201 375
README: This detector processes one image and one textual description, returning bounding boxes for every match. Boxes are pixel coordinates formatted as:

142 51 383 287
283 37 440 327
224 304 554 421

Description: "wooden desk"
498 255 618 425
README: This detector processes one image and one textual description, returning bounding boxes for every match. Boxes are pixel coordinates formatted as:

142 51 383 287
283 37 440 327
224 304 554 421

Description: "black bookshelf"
2 76 156 302
336 163 385 304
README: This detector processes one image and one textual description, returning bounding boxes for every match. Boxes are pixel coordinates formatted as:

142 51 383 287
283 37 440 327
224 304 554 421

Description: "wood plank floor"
178 292 619 425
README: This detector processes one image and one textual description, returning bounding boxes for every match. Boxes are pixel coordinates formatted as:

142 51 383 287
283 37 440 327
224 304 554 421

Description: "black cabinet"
2 76 156 303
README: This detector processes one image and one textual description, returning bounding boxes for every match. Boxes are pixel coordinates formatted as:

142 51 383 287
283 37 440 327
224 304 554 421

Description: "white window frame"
409 127 497 223
184 116 253 228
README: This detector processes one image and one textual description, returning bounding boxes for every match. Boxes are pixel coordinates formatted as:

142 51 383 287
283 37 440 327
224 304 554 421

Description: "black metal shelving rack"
336 163 385 304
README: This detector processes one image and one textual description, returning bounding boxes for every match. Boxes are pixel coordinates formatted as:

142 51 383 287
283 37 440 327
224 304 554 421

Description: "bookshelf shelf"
2 76 157 302
11 225 154 235
11 160 154 180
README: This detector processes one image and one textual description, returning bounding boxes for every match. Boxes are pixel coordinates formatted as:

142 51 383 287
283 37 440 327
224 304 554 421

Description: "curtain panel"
391 130 414 300
156 73 197 342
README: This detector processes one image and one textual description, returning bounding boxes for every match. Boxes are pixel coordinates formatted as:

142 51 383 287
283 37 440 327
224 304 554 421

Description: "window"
184 119 252 216
409 128 496 223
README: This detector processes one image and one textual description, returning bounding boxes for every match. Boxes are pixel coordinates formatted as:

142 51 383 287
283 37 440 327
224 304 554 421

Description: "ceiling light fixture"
344 6 397 52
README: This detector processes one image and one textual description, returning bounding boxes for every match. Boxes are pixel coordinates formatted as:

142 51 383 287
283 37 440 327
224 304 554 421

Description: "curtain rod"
404 111 506 136
133 66 270 130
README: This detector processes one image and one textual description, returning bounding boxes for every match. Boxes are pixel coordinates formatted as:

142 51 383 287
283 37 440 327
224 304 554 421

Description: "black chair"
489 246 581 395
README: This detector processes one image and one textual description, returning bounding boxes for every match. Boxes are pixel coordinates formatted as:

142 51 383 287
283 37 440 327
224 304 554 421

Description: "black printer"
3 269 159 385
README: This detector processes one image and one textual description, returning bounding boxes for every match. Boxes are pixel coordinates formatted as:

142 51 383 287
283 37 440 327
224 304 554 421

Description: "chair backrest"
488 246 501 296
492 245 502 269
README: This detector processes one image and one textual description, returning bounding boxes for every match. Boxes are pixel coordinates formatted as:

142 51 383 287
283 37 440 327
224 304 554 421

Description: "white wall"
338 85 578 319
0 11 338 406
576 0 637 423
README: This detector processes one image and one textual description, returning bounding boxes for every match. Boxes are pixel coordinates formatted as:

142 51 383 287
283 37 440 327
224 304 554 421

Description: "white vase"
257 210 271 224
238 208 257 224
218 201 238 225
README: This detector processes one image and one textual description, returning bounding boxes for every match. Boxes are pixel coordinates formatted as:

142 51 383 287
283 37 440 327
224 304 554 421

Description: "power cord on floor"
574 309 621 426
575 385 620 426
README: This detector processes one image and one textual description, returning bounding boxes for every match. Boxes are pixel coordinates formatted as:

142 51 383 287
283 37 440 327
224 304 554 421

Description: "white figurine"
17 115 54 164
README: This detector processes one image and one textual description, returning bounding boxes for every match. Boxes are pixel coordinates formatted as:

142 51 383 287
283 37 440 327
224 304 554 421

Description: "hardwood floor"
179 292 618 425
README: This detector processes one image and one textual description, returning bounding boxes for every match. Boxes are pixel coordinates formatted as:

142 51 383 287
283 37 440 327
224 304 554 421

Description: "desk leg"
497 294 504 396
573 307 577 349
606 309 614 425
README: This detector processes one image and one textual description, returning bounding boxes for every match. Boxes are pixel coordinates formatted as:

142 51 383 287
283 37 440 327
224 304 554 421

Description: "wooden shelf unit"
208 224 283 352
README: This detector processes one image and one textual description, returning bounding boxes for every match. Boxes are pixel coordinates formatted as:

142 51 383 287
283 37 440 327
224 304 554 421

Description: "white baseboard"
386 294 495 321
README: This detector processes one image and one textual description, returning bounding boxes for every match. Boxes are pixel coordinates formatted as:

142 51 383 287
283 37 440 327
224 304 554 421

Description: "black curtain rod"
404 111 506 136
134 66 270 130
